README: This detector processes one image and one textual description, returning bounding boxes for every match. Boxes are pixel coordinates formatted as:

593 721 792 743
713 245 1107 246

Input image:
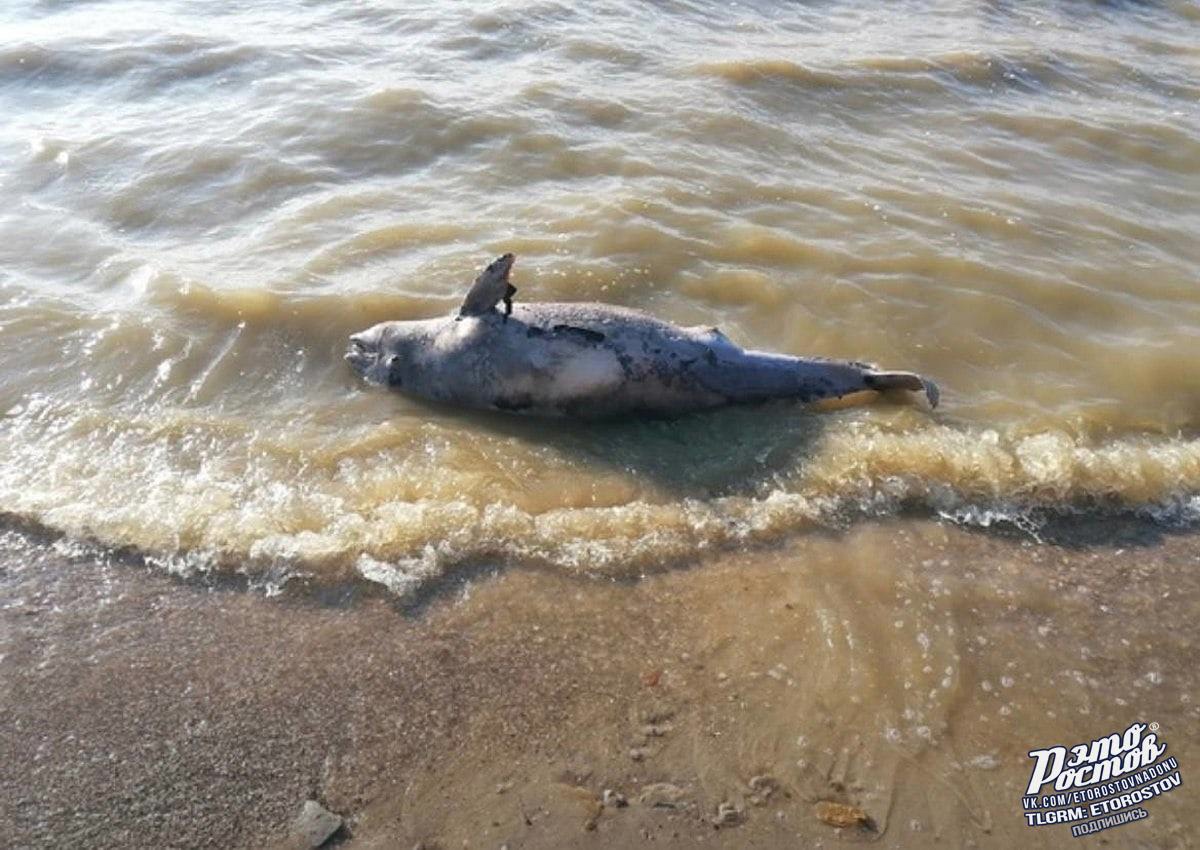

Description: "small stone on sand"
637 782 690 809
711 802 743 827
291 800 342 848
602 789 628 808
814 800 870 829
747 774 779 805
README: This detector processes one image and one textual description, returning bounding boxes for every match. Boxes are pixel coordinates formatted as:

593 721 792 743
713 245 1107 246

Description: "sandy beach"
4 516 1196 849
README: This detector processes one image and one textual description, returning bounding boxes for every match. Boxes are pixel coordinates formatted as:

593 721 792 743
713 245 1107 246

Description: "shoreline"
3 517 1198 849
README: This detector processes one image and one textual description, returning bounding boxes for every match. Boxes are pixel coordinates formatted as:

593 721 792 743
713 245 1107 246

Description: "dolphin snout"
345 333 376 373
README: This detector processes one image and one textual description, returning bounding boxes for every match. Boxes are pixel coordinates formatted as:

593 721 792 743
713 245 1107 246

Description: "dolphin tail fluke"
863 370 939 408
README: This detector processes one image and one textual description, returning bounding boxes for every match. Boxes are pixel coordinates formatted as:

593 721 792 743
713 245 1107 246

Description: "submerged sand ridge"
3 518 1196 849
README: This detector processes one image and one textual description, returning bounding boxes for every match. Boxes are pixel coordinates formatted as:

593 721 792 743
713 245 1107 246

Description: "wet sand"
3 518 1196 849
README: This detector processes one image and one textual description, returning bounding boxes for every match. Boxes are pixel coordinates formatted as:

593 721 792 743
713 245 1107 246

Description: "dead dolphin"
346 254 939 417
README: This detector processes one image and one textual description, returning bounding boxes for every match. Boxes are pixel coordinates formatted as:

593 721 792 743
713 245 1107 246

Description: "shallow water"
2 0 1199 589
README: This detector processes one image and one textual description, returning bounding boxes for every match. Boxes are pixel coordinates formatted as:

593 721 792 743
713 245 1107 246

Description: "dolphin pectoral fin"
502 283 516 321
863 371 940 408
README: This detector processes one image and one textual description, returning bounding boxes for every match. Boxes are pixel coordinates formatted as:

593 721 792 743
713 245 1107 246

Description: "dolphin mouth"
345 336 376 374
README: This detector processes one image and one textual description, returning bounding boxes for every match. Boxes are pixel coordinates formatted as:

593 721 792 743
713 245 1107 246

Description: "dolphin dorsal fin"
459 253 517 317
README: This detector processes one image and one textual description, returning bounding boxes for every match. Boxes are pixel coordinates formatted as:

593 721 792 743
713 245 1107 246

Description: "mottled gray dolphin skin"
346 255 939 418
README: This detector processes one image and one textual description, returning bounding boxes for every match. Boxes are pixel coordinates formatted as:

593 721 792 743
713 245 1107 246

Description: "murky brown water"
1 0 1198 846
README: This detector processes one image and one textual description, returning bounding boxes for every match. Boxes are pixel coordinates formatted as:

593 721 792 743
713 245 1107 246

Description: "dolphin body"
346 254 939 418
